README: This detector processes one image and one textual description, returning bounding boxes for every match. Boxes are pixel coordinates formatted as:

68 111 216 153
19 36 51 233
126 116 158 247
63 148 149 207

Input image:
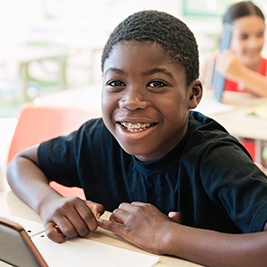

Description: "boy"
7 10 267 267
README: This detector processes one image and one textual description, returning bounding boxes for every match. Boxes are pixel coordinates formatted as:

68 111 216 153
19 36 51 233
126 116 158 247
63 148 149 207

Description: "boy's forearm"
162 223 267 267
6 156 61 215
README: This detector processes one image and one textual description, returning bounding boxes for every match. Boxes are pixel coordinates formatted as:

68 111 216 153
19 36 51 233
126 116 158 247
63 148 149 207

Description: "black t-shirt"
38 111 267 234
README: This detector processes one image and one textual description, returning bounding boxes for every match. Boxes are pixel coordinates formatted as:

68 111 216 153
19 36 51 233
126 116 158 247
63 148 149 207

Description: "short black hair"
101 10 199 86
223 1 265 24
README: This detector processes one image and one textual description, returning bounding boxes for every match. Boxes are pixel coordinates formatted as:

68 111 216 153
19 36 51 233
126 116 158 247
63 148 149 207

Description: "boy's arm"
7 145 58 215
6 145 104 243
98 202 267 267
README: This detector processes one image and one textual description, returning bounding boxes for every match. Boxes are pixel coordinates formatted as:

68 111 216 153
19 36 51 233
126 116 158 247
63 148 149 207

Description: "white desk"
211 92 267 140
0 45 68 102
0 190 203 267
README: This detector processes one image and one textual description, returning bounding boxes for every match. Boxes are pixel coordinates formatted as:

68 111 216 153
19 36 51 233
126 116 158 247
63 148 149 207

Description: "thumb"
168 211 183 224
85 200 105 219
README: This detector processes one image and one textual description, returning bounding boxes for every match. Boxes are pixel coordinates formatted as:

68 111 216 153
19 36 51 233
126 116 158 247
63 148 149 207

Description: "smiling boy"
7 10 267 267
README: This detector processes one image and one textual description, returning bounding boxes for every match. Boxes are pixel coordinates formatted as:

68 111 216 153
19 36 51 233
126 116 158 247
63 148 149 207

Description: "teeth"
120 122 152 131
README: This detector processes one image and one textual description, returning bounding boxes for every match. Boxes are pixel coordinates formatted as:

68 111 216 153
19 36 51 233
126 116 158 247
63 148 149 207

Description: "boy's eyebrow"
141 68 174 78
104 68 124 76
104 67 174 78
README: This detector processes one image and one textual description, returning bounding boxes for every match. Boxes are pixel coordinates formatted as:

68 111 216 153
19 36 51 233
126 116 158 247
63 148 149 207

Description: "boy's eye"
105 80 125 92
148 81 166 88
107 80 125 87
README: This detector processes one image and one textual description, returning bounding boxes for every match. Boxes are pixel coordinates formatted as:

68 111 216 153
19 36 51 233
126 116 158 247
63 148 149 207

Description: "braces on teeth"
121 122 151 130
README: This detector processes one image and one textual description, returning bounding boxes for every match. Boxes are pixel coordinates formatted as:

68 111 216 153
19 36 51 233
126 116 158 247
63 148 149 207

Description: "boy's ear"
188 80 203 109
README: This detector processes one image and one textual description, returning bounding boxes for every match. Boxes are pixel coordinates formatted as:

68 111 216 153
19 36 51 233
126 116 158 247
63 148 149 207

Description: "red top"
224 57 267 92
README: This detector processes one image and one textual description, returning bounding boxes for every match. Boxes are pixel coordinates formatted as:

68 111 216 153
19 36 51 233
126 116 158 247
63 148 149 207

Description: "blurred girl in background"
201 1 267 97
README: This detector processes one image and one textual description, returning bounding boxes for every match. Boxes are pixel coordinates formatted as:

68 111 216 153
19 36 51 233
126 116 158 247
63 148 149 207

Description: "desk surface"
0 190 203 267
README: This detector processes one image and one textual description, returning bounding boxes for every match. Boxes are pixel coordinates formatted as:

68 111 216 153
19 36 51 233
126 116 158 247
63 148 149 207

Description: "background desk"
34 82 102 117
0 45 68 102
0 190 203 267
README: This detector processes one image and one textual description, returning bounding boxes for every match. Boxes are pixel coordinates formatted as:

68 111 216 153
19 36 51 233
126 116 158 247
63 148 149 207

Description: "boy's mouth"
118 122 155 132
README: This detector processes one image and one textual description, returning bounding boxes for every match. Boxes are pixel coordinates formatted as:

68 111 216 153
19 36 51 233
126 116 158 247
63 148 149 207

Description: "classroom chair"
6 103 97 199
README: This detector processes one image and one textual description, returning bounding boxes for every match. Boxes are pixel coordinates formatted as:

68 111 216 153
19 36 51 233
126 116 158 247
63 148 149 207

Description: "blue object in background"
212 23 232 102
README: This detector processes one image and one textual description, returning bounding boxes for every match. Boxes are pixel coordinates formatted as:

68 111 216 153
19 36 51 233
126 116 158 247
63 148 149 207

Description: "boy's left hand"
98 202 182 254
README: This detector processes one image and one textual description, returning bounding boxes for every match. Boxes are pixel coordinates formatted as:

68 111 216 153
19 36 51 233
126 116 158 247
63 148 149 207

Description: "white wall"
0 0 266 84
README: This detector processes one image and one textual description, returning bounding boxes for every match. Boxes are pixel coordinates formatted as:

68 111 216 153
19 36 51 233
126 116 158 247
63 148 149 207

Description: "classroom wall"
0 0 267 87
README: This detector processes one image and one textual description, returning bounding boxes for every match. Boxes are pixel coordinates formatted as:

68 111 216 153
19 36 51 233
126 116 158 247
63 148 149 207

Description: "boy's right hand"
40 196 105 243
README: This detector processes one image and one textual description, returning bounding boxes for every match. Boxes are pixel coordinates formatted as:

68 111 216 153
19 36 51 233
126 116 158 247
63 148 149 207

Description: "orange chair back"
7 104 97 199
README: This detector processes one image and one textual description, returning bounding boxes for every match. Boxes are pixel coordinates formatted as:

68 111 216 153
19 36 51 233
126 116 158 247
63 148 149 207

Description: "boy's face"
101 40 202 162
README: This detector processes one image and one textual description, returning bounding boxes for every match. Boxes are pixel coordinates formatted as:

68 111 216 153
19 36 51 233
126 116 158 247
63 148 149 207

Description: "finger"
53 216 79 239
109 207 131 224
117 202 132 210
74 201 99 233
64 211 90 237
46 222 68 243
130 201 146 206
85 201 105 219
98 219 123 235
168 211 183 223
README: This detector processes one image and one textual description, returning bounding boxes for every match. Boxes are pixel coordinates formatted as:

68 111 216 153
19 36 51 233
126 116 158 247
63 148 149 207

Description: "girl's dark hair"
101 10 199 86
223 1 265 24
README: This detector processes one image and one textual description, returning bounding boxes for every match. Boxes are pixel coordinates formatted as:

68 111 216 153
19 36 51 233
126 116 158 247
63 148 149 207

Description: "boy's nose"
119 89 149 110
